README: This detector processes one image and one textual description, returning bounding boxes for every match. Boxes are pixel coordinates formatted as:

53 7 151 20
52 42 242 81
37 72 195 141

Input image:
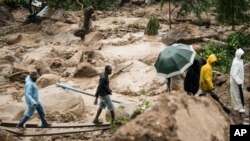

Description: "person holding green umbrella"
154 43 196 93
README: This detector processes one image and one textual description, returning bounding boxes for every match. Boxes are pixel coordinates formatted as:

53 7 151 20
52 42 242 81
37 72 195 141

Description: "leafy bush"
144 16 160 35
227 31 250 49
130 89 151 119
198 43 231 73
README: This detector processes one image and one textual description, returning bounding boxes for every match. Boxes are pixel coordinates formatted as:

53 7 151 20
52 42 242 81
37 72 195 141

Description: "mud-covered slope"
111 93 232 141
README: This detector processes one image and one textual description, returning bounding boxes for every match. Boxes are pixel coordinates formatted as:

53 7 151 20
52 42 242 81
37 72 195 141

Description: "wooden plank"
1 126 110 137
0 120 38 128
0 120 110 128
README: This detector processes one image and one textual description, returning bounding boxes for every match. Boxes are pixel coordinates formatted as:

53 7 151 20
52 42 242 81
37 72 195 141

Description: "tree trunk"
169 0 171 29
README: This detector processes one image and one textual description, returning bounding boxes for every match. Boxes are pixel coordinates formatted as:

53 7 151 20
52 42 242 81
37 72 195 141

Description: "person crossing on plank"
93 65 115 124
16 71 51 130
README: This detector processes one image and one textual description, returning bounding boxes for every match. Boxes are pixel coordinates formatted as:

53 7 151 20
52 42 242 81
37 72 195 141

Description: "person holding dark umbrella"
154 43 196 93
184 58 206 95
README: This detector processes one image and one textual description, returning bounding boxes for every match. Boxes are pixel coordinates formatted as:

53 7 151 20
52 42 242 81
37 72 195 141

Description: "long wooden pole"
56 83 122 104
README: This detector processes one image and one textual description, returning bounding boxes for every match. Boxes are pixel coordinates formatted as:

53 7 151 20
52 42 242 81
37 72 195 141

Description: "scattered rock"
30 60 52 75
83 31 103 46
50 9 66 21
91 42 103 50
63 67 77 77
64 12 77 24
50 58 64 70
0 64 12 77
9 63 30 82
62 71 71 77
6 34 22 45
105 107 130 122
37 74 60 88
74 62 98 77
132 8 145 17
213 71 228 86
192 44 204 53
67 50 83 67
12 63 29 74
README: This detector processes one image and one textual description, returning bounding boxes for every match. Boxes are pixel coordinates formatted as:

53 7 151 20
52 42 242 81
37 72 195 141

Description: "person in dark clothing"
184 58 206 95
93 65 115 124
166 77 171 93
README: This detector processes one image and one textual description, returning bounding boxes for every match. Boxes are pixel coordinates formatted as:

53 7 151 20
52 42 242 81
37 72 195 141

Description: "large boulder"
111 94 231 141
39 85 85 120
111 60 166 96
161 29 189 45
37 74 60 88
0 85 86 121
74 62 98 77
67 50 83 67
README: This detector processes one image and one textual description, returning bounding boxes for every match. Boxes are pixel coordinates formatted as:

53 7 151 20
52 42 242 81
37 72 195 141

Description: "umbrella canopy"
154 43 196 78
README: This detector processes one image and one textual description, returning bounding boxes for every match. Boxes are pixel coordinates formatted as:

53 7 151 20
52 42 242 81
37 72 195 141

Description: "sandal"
93 119 103 124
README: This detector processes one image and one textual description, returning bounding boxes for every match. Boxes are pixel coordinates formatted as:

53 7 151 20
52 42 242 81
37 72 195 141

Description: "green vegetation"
130 90 151 119
144 16 160 35
0 0 26 10
216 0 250 29
198 31 250 73
198 43 230 73
0 0 120 10
161 0 250 29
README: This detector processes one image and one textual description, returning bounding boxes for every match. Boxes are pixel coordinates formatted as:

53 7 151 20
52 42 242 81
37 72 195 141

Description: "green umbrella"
154 43 196 78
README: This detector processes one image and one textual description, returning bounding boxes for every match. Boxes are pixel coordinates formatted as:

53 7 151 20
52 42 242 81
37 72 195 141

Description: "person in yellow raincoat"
199 54 217 92
199 54 230 113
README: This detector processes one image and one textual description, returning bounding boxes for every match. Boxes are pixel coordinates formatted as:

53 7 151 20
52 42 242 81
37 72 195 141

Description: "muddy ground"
0 2 250 141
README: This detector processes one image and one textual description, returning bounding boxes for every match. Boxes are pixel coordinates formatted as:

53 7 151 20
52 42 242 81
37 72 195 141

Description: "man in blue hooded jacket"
16 71 51 129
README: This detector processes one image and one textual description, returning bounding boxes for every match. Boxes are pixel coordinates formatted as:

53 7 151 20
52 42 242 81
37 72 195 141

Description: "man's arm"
101 76 112 94
25 84 37 106
231 66 243 85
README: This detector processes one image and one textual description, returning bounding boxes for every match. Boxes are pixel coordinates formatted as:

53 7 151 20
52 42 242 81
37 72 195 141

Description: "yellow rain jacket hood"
199 54 217 90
